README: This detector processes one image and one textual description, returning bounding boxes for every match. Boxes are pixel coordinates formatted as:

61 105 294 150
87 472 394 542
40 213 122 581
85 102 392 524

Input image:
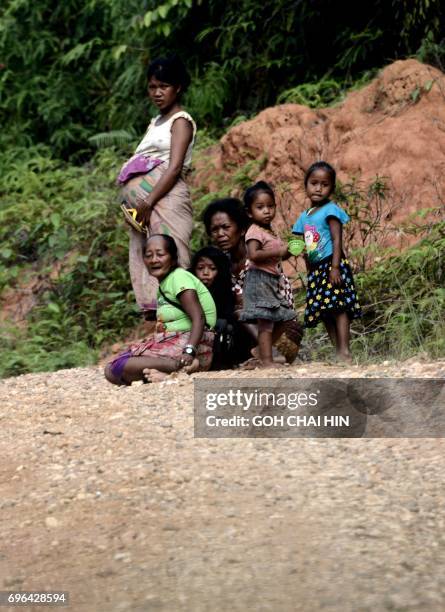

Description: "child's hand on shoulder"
329 266 342 286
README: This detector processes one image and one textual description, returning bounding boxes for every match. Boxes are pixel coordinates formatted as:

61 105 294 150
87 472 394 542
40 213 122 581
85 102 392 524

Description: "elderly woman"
203 198 302 364
105 235 216 385
118 56 196 320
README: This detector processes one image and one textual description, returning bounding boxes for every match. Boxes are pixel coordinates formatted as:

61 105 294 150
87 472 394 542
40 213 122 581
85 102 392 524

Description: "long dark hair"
190 246 235 320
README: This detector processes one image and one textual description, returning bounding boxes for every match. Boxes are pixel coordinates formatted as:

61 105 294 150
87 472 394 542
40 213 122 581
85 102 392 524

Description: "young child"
190 246 237 369
292 161 361 362
239 181 296 368
190 246 235 321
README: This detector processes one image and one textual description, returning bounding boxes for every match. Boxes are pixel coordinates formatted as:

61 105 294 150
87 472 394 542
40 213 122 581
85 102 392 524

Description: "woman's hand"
141 118 193 209
178 352 194 368
136 202 152 226
329 266 342 286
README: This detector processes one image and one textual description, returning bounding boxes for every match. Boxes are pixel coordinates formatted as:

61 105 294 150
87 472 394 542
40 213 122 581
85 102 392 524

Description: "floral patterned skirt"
304 256 362 328
108 329 214 384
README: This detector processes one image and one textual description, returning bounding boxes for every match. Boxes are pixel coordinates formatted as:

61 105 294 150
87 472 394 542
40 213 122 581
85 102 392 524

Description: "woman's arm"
139 118 193 224
178 288 205 366
246 239 288 262
328 217 343 286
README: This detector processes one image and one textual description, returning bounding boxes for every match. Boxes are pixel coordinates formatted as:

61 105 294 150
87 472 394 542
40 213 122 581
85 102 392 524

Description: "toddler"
239 181 296 367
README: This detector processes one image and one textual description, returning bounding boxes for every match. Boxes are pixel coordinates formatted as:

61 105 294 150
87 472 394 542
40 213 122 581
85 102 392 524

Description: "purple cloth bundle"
117 154 163 184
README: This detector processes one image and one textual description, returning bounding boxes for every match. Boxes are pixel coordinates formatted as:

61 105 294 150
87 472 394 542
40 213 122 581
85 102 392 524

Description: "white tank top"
135 111 196 170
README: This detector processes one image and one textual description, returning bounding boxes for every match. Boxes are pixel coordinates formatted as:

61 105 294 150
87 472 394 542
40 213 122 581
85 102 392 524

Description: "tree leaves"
1 0 443 158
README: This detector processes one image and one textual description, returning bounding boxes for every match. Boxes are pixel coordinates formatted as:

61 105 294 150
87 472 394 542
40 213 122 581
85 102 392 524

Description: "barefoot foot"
240 357 261 370
335 351 353 365
251 346 286 364
142 368 169 383
258 360 283 369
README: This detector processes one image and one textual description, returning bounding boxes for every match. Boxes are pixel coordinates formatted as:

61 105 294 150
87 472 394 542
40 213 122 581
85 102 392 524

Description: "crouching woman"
105 234 216 385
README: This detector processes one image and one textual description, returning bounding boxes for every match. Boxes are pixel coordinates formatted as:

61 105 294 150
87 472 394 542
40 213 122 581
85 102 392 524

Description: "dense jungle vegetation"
0 0 444 375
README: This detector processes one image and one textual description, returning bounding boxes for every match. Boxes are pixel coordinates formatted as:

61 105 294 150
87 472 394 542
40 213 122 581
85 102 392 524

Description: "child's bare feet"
251 347 286 364
241 358 283 370
258 360 283 369
336 351 353 364
240 357 261 370
142 368 168 383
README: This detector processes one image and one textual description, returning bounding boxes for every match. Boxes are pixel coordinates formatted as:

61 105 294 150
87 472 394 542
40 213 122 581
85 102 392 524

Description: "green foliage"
193 128 220 153
0 145 141 376
1 0 443 157
353 225 445 360
142 0 198 36
396 0 442 49
88 129 138 150
278 79 344 108
416 30 445 72
335 175 390 272
335 28 384 74
277 71 378 109
186 62 231 125
231 156 268 191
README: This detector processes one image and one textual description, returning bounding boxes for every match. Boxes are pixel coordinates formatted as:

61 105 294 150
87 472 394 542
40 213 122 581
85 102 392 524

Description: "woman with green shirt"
105 234 216 385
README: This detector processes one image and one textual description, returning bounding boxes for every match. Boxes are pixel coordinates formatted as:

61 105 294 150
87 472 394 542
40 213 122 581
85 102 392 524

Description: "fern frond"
88 130 137 149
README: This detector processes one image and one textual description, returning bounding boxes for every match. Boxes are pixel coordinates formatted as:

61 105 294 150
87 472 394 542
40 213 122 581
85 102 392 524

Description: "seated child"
190 246 239 369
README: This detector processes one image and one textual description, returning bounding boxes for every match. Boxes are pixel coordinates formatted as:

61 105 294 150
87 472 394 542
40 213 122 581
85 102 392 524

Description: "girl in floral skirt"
292 162 361 362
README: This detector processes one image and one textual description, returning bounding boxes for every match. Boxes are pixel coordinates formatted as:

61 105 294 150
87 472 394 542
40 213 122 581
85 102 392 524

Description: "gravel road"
1 359 444 612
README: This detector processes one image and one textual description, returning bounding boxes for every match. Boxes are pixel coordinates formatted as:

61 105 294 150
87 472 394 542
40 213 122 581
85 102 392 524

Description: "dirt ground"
1 359 444 612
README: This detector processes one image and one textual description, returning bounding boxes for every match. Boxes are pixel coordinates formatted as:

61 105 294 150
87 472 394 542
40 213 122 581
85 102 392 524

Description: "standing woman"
118 56 196 319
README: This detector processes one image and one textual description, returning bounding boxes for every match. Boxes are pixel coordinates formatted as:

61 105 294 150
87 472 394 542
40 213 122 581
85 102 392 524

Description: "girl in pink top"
239 182 296 367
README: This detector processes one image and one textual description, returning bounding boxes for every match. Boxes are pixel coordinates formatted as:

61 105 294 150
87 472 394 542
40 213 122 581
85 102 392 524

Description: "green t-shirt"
158 268 217 332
